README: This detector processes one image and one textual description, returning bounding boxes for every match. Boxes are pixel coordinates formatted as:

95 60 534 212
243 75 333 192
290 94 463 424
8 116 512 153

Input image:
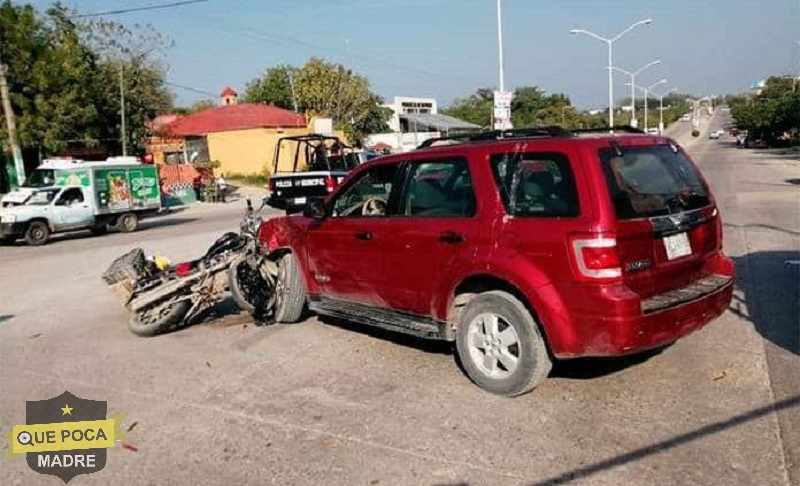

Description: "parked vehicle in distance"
0 163 160 245
681 114 692 121
709 130 720 139
253 126 735 396
266 134 360 215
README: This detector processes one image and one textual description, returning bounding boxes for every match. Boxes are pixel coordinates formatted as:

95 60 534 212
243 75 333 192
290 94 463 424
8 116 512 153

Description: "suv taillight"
570 235 622 281
325 176 338 193
268 179 275 192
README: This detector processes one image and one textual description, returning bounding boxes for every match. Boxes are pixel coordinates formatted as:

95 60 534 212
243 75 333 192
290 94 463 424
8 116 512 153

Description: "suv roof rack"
570 126 645 135
416 125 645 149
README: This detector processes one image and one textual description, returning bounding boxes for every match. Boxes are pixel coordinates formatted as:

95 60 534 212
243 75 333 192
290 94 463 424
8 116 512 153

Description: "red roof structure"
220 86 238 97
163 103 306 136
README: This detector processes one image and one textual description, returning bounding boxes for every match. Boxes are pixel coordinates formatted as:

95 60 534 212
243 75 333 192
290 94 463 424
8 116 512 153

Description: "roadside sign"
493 90 514 130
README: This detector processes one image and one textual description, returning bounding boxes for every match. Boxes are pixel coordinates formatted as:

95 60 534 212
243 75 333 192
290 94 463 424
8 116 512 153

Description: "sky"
29 0 800 110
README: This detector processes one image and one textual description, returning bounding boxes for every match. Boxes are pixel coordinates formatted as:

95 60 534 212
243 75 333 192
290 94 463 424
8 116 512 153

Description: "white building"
368 96 480 153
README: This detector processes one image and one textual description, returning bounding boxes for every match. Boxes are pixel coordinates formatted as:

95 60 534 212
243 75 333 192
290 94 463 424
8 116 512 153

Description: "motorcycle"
103 198 275 336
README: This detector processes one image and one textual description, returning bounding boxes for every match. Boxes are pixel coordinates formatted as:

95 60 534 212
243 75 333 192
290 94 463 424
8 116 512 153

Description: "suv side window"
400 159 476 217
331 163 399 217
491 152 579 217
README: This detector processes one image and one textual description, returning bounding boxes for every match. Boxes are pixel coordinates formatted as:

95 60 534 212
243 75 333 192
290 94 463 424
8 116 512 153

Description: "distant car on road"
681 114 692 122
709 130 720 140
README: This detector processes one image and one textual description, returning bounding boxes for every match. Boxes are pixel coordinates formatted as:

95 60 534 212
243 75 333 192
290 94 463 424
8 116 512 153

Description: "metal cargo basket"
102 248 146 304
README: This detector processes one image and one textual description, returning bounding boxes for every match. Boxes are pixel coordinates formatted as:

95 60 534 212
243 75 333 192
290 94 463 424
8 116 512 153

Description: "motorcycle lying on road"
103 198 277 336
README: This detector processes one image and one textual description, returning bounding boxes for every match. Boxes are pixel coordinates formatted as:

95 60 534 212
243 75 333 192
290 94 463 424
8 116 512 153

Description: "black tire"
90 225 108 236
25 221 50 246
117 213 139 233
128 301 191 337
228 258 272 315
273 253 306 323
455 290 552 397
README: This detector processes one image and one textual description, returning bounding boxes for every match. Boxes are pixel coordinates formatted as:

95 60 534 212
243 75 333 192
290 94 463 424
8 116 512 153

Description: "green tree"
441 88 493 127
0 1 173 156
243 65 297 110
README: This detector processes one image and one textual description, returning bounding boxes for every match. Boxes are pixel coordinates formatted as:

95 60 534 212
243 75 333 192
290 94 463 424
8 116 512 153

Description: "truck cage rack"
416 125 646 149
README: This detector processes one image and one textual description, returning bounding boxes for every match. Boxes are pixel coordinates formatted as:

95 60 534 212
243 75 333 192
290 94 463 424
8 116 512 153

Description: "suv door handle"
439 231 465 245
355 231 373 241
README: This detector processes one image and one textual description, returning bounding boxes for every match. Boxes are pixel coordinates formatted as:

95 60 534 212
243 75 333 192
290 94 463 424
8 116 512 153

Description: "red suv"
257 127 734 396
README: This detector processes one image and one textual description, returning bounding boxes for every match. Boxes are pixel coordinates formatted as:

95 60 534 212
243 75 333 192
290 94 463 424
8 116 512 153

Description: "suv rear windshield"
599 145 710 219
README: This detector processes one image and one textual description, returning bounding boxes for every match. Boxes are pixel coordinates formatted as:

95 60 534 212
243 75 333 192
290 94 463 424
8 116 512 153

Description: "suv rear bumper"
551 255 735 358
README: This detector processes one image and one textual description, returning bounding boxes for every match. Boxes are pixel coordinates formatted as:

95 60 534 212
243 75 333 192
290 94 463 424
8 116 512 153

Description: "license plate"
663 232 692 260
294 197 307 205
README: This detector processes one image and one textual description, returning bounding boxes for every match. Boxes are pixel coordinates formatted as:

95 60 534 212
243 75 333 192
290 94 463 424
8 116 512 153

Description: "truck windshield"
23 169 56 188
599 145 710 219
25 188 61 206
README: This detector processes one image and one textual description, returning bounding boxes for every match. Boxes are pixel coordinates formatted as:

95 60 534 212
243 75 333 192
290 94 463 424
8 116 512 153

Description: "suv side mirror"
303 198 327 220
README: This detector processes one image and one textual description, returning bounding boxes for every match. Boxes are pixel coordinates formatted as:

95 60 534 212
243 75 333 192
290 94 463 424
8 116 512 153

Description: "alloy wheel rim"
466 312 521 379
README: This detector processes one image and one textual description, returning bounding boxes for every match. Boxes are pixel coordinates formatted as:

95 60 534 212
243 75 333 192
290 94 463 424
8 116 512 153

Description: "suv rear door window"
491 152 579 217
599 145 710 219
400 159 476 217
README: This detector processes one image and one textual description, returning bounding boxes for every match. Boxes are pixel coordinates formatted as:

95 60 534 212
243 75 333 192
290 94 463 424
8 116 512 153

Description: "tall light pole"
496 0 505 93
570 18 653 128
654 87 678 134
628 78 667 131
611 59 661 128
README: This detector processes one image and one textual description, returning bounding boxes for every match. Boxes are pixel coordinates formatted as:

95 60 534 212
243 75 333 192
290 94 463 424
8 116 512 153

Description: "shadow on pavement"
550 347 667 380
730 251 800 355
317 315 455 356
529 395 800 485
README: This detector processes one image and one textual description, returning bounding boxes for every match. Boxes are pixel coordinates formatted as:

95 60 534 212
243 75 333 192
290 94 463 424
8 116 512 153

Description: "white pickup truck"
0 161 161 246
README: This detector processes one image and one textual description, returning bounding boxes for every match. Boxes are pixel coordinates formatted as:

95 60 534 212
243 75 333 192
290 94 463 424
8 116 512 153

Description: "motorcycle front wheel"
228 258 273 315
129 301 191 337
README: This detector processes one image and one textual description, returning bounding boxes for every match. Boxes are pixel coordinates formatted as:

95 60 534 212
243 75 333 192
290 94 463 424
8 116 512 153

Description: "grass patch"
226 173 270 186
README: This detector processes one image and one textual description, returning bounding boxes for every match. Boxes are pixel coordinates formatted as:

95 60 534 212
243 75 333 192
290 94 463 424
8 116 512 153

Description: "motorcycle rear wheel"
129 301 191 337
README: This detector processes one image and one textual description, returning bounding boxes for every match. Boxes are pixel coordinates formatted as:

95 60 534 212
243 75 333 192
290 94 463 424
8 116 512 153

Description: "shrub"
691 129 700 138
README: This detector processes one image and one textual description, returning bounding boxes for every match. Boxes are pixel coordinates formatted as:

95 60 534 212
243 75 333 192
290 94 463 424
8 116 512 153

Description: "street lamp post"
570 18 653 128
654 87 678 134
611 60 661 128
628 79 667 131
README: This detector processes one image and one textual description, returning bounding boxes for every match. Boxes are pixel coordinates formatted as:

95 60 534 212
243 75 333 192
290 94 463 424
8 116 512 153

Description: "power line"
165 81 217 98
71 0 211 18
182 11 486 87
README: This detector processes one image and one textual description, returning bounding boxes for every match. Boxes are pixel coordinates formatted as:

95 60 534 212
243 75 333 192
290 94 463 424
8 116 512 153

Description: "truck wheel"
455 291 552 397
129 301 191 337
25 221 50 246
274 253 306 323
117 213 139 233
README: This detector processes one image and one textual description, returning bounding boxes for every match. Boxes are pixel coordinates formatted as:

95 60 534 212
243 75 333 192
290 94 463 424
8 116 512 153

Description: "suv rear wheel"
274 253 306 323
455 291 551 397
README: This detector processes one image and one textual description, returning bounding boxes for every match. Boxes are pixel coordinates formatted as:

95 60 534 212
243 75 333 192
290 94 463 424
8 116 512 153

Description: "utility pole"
288 69 299 114
119 63 127 156
0 51 25 186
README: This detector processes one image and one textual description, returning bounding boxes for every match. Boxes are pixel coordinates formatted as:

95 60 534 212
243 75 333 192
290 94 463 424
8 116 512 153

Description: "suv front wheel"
455 291 552 397
273 253 306 323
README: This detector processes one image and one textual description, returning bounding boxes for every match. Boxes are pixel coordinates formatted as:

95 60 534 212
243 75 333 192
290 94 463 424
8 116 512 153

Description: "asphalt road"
1 120 798 485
